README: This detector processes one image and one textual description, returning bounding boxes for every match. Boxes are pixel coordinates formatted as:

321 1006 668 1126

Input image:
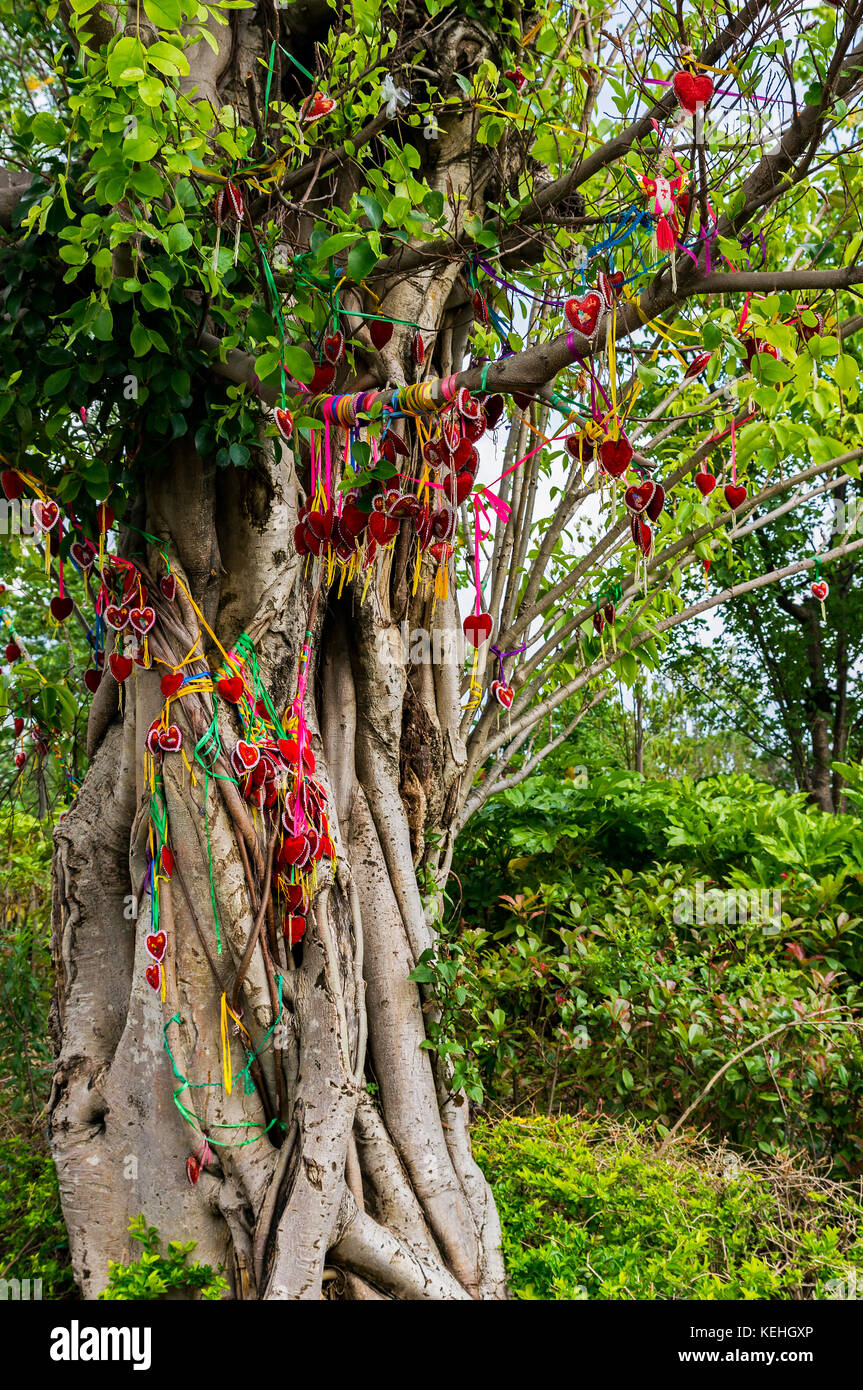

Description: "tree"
2 0 863 1300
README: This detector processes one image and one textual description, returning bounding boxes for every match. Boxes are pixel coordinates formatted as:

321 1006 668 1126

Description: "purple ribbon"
490 642 527 683
475 258 566 309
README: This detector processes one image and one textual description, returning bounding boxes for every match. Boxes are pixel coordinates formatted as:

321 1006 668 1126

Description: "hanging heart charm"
695 471 717 496
50 595 74 622
811 580 829 601
104 604 129 630
724 483 747 510
463 612 493 647
146 931 167 962
624 481 655 514
491 679 514 709
599 435 633 479
310 362 336 393
274 407 294 442
158 724 183 752
630 516 653 556
145 961 161 991
1 470 23 500
301 91 336 122
370 319 394 350
109 653 133 682
323 331 345 365
70 541 94 571
129 606 155 636
160 573 177 602
217 675 244 703
565 292 603 337
160 671 184 698
32 499 59 531
232 739 260 774
672 71 714 114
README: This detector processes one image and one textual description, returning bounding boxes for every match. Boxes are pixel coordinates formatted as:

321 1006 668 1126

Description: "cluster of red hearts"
85 552 176 696
230 717 335 948
9 713 49 771
290 387 505 571
213 647 335 950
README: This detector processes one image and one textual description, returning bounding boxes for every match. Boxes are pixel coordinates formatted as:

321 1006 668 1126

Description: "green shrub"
474 1115 863 1300
100 1215 229 1301
448 772 863 1168
0 1134 74 1297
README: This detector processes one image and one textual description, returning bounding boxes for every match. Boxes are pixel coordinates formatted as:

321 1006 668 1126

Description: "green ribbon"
163 974 286 1147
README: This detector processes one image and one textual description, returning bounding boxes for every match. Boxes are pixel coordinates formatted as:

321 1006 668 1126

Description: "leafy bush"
474 1115 863 1300
100 1215 229 1301
0 1134 74 1297
448 772 863 1168
0 809 54 1119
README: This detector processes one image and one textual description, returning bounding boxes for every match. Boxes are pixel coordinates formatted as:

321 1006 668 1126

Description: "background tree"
2 0 863 1300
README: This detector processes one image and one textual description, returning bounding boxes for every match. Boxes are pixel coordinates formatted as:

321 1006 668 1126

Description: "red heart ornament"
672 71 714 113
160 846 174 878
370 320 394 350
32 499 59 531
323 331 344 365
646 483 666 522
160 671 184 698
146 931 167 962
368 511 398 545
5 640 21 661
70 541 94 570
145 961 161 991
96 503 114 531
599 436 633 479
310 362 336 393
50 595 74 622
565 292 602 337
685 352 712 380
1 470 23 500
217 675 244 703
84 668 102 693
624 481 655 514
413 332 425 365
695 472 717 497
724 483 747 510
233 740 260 772
160 574 177 602
104 604 129 631
284 914 307 945
811 580 829 601
463 612 493 647
186 1155 202 1186
129 606 155 636
110 653 133 682
274 408 293 442
301 91 336 122
491 679 514 709
15 751 26 770
630 516 653 556
158 724 183 752
145 720 162 755
279 834 310 867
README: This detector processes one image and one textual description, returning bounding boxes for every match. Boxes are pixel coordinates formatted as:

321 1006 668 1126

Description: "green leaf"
167 223 193 255
357 194 383 228
347 239 378 283
282 346 314 383
143 0 183 25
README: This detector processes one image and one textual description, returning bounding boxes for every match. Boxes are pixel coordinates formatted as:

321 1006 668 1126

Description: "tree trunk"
49 433 506 1299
